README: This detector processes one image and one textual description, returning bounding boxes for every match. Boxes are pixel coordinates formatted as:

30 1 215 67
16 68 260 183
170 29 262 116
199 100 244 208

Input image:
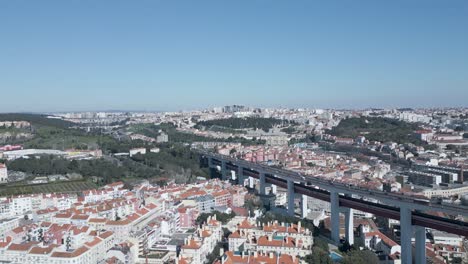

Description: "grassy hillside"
0 113 107 149
0 180 97 196
328 117 423 145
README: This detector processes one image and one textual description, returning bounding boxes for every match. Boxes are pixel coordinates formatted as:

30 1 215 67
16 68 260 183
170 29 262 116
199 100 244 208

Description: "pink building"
178 206 199 229
212 190 231 207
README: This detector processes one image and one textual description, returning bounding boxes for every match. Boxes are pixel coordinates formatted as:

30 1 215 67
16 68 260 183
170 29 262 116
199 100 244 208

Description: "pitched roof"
182 239 202 249
29 244 59 255
51 246 89 258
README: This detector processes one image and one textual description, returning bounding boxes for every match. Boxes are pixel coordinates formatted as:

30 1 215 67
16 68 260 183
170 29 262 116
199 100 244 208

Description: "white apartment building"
130 148 146 157
228 218 313 257
0 230 115 264
180 215 222 264
432 230 463 247
0 163 7 183
0 217 20 237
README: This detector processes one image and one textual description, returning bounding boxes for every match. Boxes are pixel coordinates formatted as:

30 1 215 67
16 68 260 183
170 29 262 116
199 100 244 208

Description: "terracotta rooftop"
8 242 39 251
29 244 59 255
51 246 89 258
220 251 299 264
99 231 114 239
182 239 202 249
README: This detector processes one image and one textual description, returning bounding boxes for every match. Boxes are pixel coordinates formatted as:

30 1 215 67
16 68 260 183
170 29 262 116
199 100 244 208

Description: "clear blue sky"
1 0 467 112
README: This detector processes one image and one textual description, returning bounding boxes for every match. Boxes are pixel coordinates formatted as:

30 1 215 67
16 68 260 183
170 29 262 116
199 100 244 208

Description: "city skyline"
1 0 468 112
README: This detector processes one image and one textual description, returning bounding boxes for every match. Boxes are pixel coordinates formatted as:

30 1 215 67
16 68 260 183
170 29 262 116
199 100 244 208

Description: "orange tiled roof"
257 236 297 247
99 231 114 239
8 242 39 251
29 244 59 255
51 246 89 258
85 237 102 247
182 239 202 249
221 251 299 264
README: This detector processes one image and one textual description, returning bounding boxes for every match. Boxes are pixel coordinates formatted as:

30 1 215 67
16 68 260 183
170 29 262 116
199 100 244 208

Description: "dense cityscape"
0 106 467 263
2 0 468 263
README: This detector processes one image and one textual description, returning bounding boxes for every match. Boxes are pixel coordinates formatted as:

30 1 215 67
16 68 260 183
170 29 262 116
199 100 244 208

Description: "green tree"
341 250 379 264
314 238 329 252
304 249 333 264
303 237 333 264
195 211 236 225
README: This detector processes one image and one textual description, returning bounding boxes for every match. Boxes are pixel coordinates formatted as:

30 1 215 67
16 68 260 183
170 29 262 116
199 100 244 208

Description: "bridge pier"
300 194 308 218
287 180 295 216
207 157 218 179
248 177 254 188
237 166 245 186
343 207 354 245
271 184 277 195
259 172 266 195
415 225 426 264
221 161 228 180
330 191 340 244
209 167 217 179
400 206 412 264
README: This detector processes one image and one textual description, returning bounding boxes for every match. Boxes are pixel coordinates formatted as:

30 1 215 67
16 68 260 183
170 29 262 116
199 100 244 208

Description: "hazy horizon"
1 0 468 112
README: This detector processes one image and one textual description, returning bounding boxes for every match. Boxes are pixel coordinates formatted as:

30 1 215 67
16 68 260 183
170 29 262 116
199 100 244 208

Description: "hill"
0 113 75 129
195 117 295 132
328 117 423 145
0 113 110 150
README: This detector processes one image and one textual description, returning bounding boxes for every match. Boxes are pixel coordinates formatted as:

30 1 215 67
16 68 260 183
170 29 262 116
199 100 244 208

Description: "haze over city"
1 0 468 112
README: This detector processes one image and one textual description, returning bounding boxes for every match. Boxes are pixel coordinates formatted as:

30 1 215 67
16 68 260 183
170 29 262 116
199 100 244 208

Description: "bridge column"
415 225 426 264
259 172 266 195
400 206 413 264
207 158 217 179
287 180 295 216
343 207 354 245
271 185 277 195
221 161 228 180
330 191 340 244
248 177 254 188
237 166 244 186
300 194 308 218
208 157 216 179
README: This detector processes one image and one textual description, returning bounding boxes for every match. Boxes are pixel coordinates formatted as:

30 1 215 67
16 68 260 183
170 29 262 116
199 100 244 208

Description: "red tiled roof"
99 231 114 239
84 237 102 247
29 244 59 255
182 239 202 249
8 242 39 251
88 218 107 223
257 236 297 247
51 246 89 258
221 251 299 264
